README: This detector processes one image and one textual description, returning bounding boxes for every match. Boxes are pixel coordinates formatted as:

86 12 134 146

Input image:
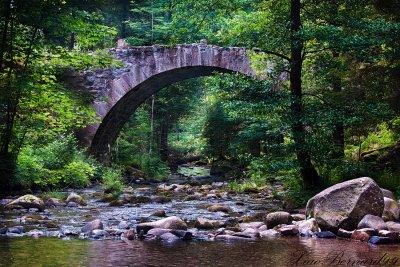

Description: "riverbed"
1 167 400 267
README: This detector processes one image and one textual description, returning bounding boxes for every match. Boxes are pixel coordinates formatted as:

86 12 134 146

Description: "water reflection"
1 237 400 267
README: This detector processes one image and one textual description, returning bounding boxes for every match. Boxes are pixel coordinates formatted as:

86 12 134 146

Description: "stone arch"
74 43 257 160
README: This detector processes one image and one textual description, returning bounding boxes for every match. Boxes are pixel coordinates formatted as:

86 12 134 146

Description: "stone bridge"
72 42 260 161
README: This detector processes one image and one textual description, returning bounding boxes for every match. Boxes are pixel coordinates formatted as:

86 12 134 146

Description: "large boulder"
357 214 387 231
382 197 399 222
266 212 292 229
136 216 187 234
5 195 45 211
306 177 384 231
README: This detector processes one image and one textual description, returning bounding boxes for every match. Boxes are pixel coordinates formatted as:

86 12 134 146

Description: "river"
1 236 400 266
1 166 399 267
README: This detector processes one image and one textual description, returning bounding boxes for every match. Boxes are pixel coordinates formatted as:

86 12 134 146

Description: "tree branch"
260 49 291 61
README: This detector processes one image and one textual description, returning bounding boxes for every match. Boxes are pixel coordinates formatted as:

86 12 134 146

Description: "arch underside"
88 66 233 160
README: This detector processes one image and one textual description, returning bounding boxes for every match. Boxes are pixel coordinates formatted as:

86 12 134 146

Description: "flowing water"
1 167 400 267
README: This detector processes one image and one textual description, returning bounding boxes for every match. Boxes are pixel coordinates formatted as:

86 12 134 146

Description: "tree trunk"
331 61 345 159
159 121 169 161
0 0 12 71
120 0 130 38
330 1 345 159
290 0 320 188
0 14 14 192
149 95 155 155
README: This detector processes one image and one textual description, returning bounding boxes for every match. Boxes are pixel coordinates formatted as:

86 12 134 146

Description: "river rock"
109 200 124 206
91 229 108 238
27 229 44 237
179 231 193 241
258 225 267 231
61 226 79 236
81 219 103 233
357 214 387 231
121 229 135 240
314 231 336 239
0 199 12 207
232 228 259 238
41 220 57 228
5 195 45 211
147 228 171 237
368 236 393 244
260 229 280 237
278 225 299 236
382 197 399 222
152 196 172 204
160 232 180 242
8 226 24 234
381 188 396 200
66 193 86 206
291 214 306 221
136 216 187 234
386 221 400 232
337 228 353 238
151 210 166 217
306 177 384 231
357 228 379 236
184 195 201 201
195 218 223 229
0 227 7 235
351 230 370 242
206 194 217 199
124 195 152 204
238 222 265 231
298 219 320 236
207 204 230 213
67 202 78 207
378 230 398 241
118 221 130 229
45 198 65 207
266 212 292 229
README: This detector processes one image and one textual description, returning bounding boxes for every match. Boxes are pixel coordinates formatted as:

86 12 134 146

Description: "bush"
283 176 316 209
15 146 48 188
131 154 168 180
61 161 95 187
15 135 99 190
102 167 124 198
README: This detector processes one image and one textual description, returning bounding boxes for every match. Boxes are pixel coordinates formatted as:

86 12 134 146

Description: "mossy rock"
109 200 124 207
124 195 152 204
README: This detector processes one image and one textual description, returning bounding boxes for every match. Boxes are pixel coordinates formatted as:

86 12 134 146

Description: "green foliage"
228 179 259 193
40 191 65 201
135 154 169 180
15 135 97 190
102 167 124 198
126 0 172 45
60 162 95 187
1 0 400 195
283 176 315 209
